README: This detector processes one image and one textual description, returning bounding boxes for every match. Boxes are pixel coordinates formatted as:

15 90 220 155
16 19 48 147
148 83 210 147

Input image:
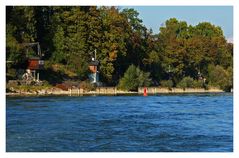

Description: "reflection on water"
6 93 233 152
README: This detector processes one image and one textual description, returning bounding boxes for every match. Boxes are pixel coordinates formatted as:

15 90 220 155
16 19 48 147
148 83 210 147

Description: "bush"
192 80 204 88
7 80 20 87
7 82 53 92
118 65 151 91
79 80 95 91
160 80 173 89
55 83 70 91
177 76 194 88
208 65 232 91
6 68 17 80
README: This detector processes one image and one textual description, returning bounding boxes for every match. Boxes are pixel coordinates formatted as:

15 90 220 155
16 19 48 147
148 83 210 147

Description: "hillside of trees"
6 6 233 91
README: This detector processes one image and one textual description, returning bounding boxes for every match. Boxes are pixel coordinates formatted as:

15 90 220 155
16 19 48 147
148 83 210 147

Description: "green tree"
51 7 89 79
10 6 36 43
118 65 151 91
121 8 143 31
34 6 55 59
185 22 231 77
97 7 129 84
6 24 22 64
6 6 233 88
193 22 224 37
121 8 148 69
6 6 37 65
156 18 233 87
157 18 189 84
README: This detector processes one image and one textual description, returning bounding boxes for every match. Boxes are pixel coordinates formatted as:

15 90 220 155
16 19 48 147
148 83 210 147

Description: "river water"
6 93 233 152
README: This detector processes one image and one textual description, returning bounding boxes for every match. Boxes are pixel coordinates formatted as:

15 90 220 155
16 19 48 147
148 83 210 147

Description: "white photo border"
1 1 237 158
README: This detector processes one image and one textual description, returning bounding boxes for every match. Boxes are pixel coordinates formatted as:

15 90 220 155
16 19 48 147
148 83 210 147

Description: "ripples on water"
6 93 233 152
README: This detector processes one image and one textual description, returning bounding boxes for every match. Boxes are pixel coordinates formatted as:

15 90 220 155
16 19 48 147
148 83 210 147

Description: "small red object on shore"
143 87 147 96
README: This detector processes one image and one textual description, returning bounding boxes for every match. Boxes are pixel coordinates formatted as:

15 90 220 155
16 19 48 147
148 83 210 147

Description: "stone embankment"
6 86 224 96
138 87 224 94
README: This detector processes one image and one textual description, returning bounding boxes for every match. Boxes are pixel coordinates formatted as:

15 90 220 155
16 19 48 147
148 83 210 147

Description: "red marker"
143 87 147 96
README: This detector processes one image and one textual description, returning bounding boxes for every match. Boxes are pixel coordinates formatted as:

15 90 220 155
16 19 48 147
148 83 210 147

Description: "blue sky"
120 6 233 40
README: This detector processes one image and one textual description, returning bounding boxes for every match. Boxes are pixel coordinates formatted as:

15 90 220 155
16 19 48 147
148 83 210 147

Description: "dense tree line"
6 6 233 91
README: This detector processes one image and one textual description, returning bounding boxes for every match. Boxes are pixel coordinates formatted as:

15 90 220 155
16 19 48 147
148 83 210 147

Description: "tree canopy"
6 6 233 91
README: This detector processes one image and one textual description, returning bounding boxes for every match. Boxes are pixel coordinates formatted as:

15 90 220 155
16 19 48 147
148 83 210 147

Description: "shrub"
177 76 194 88
208 65 231 91
7 80 20 87
192 79 204 88
79 80 95 91
118 65 151 91
6 68 17 80
55 83 69 91
160 80 173 89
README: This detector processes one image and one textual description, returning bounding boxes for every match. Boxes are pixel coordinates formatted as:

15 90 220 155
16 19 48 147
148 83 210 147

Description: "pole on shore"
69 88 72 96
